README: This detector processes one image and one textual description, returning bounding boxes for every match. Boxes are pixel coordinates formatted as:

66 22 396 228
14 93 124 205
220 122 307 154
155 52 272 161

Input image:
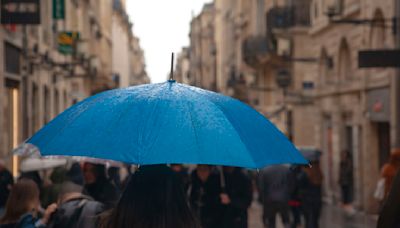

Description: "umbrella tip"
169 52 174 81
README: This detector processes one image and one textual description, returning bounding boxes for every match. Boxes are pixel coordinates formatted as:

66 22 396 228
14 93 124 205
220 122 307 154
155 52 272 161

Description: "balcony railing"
267 1 311 29
242 36 275 67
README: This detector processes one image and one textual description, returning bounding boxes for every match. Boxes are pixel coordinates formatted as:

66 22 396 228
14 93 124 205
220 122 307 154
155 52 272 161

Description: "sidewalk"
248 201 377 228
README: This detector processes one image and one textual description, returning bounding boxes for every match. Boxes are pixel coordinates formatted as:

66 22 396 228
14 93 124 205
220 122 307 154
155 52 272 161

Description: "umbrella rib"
184 85 302 166
182 85 257 167
186 102 201 162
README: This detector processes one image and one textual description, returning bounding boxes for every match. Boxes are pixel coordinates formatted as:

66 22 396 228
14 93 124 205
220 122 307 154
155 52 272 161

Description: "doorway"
5 79 20 177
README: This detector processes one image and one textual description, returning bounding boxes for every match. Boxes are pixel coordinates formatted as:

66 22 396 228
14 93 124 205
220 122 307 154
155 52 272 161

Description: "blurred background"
0 0 400 227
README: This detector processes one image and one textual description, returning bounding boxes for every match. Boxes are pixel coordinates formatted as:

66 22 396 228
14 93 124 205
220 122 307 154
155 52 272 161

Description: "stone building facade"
0 0 147 176
189 3 217 91
309 0 396 213
112 0 149 88
129 36 150 86
187 0 398 213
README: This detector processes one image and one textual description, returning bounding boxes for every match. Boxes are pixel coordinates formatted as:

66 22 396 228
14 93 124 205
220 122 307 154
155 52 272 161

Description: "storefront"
367 88 391 168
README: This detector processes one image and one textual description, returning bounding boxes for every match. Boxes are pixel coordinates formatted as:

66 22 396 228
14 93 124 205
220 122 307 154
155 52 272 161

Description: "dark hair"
101 165 199 228
0 179 39 224
67 162 84 185
84 163 107 181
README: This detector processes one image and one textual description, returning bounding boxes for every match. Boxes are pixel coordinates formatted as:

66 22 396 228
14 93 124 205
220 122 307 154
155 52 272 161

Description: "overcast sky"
127 0 212 83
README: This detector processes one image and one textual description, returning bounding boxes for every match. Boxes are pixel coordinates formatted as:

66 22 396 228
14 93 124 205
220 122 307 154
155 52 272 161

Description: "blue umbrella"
27 80 307 168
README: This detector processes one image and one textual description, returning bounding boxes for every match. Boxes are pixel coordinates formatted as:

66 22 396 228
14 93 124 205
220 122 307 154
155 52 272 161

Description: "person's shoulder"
381 163 395 177
0 223 17 228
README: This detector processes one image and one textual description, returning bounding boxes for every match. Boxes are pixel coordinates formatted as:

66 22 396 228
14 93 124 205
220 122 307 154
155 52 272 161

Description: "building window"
5 42 21 75
54 89 60 115
64 90 68 109
319 48 333 85
32 83 39 133
338 39 351 80
370 9 385 49
44 86 50 124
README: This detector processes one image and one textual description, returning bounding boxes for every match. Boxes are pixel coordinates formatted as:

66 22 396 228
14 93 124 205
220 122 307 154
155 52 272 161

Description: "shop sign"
367 88 390 122
52 0 64 19
1 0 40 25
58 32 80 55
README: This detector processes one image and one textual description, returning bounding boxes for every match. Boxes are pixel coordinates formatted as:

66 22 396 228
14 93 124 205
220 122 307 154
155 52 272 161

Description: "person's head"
389 149 400 167
83 163 106 184
50 167 67 184
170 164 183 172
0 159 5 171
223 166 235 173
66 162 84 186
196 165 211 182
101 165 199 228
303 161 323 186
58 181 84 204
341 150 351 161
19 171 42 189
107 167 120 179
0 179 40 224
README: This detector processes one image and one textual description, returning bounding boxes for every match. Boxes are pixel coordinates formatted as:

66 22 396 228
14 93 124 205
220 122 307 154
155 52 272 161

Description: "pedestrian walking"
47 181 105 228
19 171 43 190
0 179 57 228
220 167 252 228
288 166 303 228
0 160 13 217
107 167 122 192
171 164 190 193
377 169 400 228
339 150 354 213
83 163 118 209
189 165 222 228
41 167 67 207
66 163 84 186
100 165 200 228
298 161 323 228
258 165 294 228
380 149 400 199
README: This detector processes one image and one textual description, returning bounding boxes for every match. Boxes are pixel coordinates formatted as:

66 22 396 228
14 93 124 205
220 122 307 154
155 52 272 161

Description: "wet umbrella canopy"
27 81 307 168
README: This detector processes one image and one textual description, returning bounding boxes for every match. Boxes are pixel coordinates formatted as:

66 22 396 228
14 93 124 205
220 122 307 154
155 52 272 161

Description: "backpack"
47 197 104 228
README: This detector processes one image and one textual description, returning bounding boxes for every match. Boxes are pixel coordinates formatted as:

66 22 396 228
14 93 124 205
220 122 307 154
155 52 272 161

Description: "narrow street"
248 201 377 228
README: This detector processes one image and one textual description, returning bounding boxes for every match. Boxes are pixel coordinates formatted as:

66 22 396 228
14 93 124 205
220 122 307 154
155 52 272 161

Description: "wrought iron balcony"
242 36 275 67
267 2 311 29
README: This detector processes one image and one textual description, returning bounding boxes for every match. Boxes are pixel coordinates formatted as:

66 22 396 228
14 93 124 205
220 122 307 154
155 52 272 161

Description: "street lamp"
276 69 292 91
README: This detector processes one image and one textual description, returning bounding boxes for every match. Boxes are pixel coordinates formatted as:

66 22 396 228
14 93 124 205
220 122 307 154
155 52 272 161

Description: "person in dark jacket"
220 167 252 228
107 167 122 192
41 167 67 208
298 161 323 228
83 163 118 209
47 181 105 228
339 150 354 212
66 163 84 186
0 160 13 217
259 165 294 228
189 165 222 228
0 179 57 228
377 169 400 228
171 164 190 193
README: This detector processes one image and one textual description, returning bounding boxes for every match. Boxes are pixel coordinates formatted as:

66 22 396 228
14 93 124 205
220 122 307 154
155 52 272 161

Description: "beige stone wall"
0 0 148 174
309 0 396 213
189 3 216 90
188 0 396 214
112 7 131 88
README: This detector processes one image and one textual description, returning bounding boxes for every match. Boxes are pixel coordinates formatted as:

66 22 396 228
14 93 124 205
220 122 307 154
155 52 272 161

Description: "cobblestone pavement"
248 201 378 228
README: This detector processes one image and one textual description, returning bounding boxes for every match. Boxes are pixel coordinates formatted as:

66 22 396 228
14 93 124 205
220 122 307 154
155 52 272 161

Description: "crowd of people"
0 156 398 228
0 158 328 228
